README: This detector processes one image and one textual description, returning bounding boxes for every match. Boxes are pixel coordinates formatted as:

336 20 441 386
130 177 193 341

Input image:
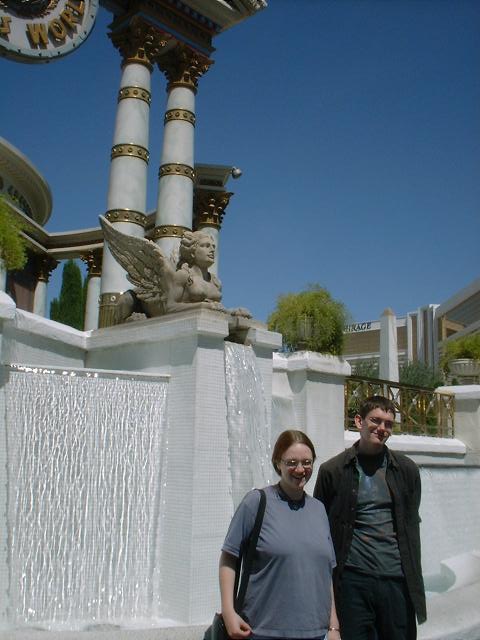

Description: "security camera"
231 167 242 179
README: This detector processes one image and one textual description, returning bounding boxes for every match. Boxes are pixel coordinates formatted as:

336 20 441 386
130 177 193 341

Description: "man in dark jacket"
314 395 426 640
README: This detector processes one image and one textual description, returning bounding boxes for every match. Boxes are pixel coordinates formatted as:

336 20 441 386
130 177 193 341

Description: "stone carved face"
180 231 215 268
194 235 215 268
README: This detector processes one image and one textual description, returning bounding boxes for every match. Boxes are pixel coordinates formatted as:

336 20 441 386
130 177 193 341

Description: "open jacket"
314 444 426 624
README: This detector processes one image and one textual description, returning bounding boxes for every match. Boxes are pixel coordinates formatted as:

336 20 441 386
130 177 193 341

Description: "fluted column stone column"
99 18 169 328
81 249 103 330
153 45 212 257
193 189 232 276
33 255 58 317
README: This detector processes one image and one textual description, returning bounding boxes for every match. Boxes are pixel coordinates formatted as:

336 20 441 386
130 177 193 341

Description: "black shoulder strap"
234 488 266 612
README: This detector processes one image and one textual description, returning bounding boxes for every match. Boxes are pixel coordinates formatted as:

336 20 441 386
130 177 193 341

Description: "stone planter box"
449 358 480 384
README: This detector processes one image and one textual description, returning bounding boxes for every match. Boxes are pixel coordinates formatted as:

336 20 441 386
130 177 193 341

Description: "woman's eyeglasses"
280 459 313 469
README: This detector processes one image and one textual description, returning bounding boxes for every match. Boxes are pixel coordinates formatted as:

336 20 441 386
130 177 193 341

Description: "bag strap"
234 488 266 612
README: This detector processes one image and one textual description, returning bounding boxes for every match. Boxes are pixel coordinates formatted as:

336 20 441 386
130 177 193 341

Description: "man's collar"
345 441 398 468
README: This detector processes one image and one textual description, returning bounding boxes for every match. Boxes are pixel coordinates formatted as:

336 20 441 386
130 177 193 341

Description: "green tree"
352 359 380 378
399 361 444 389
267 284 349 354
0 195 27 270
50 260 85 329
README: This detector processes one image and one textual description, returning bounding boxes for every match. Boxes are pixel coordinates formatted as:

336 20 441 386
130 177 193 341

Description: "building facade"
344 280 480 373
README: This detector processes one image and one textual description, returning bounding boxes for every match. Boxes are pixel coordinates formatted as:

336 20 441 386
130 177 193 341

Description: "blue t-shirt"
222 485 336 639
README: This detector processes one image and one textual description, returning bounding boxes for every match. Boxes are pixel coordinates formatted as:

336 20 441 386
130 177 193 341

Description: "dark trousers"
338 568 417 640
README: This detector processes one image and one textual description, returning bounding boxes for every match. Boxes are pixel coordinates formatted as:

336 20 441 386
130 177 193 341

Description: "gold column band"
98 292 122 329
164 109 195 126
118 86 152 105
111 144 149 163
105 209 147 227
158 163 195 181
151 225 190 239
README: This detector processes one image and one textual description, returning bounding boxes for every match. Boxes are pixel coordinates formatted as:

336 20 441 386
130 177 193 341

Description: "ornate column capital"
81 250 103 278
157 43 213 93
110 16 171 70
193 190 233 230
34 254 58 283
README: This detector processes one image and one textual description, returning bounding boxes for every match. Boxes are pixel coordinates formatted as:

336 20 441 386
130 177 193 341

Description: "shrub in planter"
441 334 480 374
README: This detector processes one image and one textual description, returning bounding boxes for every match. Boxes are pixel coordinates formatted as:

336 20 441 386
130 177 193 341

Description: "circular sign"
0 0 98 62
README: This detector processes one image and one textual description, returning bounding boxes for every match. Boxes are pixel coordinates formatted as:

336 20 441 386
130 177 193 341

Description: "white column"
379 307 399 382
193 190 232 277
33 255 57 318
99 21 168 327
154 47 212 257
99 60 151 311
0 259 6 292
33 280 47 317
81 250 102 331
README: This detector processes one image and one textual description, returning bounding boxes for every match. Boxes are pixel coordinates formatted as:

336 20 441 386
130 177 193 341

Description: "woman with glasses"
219 430 341 640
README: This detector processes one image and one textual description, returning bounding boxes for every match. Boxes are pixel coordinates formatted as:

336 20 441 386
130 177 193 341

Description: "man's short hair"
358 395 395 419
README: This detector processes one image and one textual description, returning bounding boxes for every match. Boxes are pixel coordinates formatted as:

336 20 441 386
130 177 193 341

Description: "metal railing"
345 376 455 437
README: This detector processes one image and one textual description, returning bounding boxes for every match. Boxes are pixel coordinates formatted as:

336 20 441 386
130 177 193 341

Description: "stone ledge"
437 385 480 401
7 309 87 350
0 625 208 640
0 291 16 320
274 351 351 376
344 430 466 456
87 308 230 350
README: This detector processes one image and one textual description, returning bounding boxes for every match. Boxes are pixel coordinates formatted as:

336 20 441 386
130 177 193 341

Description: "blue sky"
1 0 479 324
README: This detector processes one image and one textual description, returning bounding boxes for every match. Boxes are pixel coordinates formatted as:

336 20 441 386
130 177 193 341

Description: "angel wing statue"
100 216 226 323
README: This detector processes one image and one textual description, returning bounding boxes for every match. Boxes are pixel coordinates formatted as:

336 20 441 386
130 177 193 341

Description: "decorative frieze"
158 162 194 181
118 86 152 105
164 108 195 126
111 144 149 163
104 209 147 227
150 224 189 240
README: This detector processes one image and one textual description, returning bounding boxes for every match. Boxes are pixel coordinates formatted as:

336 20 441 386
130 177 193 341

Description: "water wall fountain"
2 365 169 629
0 293 281 633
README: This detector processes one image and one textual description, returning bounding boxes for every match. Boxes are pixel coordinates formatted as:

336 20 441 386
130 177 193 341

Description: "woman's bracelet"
328 627 340 632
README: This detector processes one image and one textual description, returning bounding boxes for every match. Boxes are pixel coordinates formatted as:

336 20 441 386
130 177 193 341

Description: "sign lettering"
345 322 373 333
1 0 97 62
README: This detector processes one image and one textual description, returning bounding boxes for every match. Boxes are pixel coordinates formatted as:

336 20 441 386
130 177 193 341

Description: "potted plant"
441 334 480 384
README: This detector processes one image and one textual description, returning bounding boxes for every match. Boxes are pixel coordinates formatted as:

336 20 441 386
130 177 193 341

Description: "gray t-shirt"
346 454 403 577
222 484 336 639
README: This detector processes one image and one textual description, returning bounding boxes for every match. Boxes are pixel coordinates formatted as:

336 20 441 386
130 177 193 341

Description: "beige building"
344 279 480 373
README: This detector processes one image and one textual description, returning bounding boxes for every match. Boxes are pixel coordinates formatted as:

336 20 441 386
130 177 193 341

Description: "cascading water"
224 343 273 508
3 365 168 630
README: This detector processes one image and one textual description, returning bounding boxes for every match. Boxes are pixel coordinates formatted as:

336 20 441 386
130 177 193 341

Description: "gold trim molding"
157 44 212 94
111 144 149 163
109 16 171 70
34 254 58 282
194 190 233 230
151 225 190 239
118 86 152 105
98 292 121 328
81 250 103 277
164 109 195 126
159 162 194 181
105 209 147 227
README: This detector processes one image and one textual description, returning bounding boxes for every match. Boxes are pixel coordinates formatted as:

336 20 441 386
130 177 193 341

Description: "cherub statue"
100 216 250 323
